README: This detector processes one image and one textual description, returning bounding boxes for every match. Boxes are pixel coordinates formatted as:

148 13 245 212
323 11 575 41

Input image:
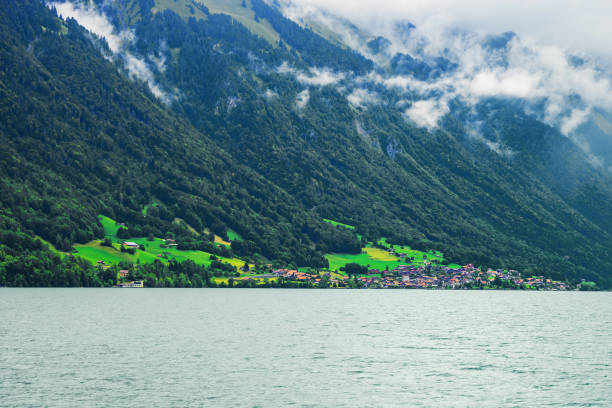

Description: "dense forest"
1 0 612 288
0 0 363 287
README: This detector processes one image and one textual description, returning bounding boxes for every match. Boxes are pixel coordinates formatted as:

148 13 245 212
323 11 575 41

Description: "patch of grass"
142 202 158 216
98 215 124 240
326 238 450 271
326 251 401 272
153 0 209 21
447 263 462 269
73 241 155 264
227 229 242 241
374 238 445 266
36 236 64 256
199 0 281 45
154 0 281 45
75 238 247 268
214 235 231 246
129 237 246 268
323 218 355 230
79 215 248 269
364 247 396 261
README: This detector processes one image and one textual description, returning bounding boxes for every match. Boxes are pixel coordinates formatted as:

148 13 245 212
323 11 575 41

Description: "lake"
1 289 611 407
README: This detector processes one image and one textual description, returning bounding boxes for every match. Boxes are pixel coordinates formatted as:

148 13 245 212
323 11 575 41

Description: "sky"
285 0 612 64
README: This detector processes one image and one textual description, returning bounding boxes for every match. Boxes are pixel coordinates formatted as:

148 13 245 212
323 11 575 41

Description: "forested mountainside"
2 0 612 287
0 0 361 276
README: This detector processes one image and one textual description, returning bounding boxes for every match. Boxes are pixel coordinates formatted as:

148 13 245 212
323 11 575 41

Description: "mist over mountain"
2 0 612 288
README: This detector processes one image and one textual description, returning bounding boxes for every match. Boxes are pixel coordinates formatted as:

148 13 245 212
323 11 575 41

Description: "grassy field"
87 215 462 274
74 237 247 268
326 249 403 272
323 218 355 230
326 235 455 272
214 235 231 246
73 215 248 269
74 241 158 264
142 202 158 216
153 0 210 21
154 0 281 45
36 236 63 255
98 215 124 239
226 229 242 241
199 0 281 45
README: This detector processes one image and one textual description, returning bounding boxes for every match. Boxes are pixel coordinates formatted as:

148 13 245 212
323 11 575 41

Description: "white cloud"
561 108 591 136
278 63 346 86
296 67 346 86
51 1 131 53
468 69 542 99
281 0 612 142
405 99 449 129
347 88 379 108
296 89 310 109
282 0 612 64
263 89 278 100
277 61 296 75
49 1 175 104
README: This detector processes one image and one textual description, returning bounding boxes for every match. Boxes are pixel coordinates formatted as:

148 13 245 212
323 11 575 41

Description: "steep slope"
3 0 612 288
106 0 612 286
0 0 361 271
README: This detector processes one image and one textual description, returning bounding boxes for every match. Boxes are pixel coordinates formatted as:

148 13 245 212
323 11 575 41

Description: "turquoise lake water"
1 289 611 407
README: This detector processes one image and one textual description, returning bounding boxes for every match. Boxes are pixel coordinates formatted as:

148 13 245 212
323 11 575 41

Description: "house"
119 270 129 278
123 241 139 249
119 280 144 288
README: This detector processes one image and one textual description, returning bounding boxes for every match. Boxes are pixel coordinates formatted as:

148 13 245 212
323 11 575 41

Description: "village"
271 264 571 290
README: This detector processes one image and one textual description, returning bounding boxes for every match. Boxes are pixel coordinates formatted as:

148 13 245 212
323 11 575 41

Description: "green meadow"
324 218 459 272
76 215 463 275
72 215 247 269
227 229 242 241
322 218 355 230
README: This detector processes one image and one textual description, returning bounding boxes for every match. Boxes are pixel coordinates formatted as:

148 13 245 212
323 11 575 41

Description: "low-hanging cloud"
347 88 380 108
405 99 448 130
51 1 130 53
296 89 310 110
279 0 612 162
49 1 176 104
277 62 346 86
281 0 612 64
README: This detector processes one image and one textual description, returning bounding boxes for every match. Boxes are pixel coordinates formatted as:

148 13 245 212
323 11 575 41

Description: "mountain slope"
110 0 612 286
0 0 362 271
2 0 612 288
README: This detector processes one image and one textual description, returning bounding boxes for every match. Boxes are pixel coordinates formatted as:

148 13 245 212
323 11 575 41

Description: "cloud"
404 99 449 129
296 67 346 86
277 61 296 75
263 89 278 100
49 1 175 104
123 53 171 103
466 125 514 157
280 0 612 147
51 1 130 53
468 69 542 99
354 30 612 136
282 0 612 64
347 88 379 108
561 108 591 136
278 62 346 87
296 89 310 109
